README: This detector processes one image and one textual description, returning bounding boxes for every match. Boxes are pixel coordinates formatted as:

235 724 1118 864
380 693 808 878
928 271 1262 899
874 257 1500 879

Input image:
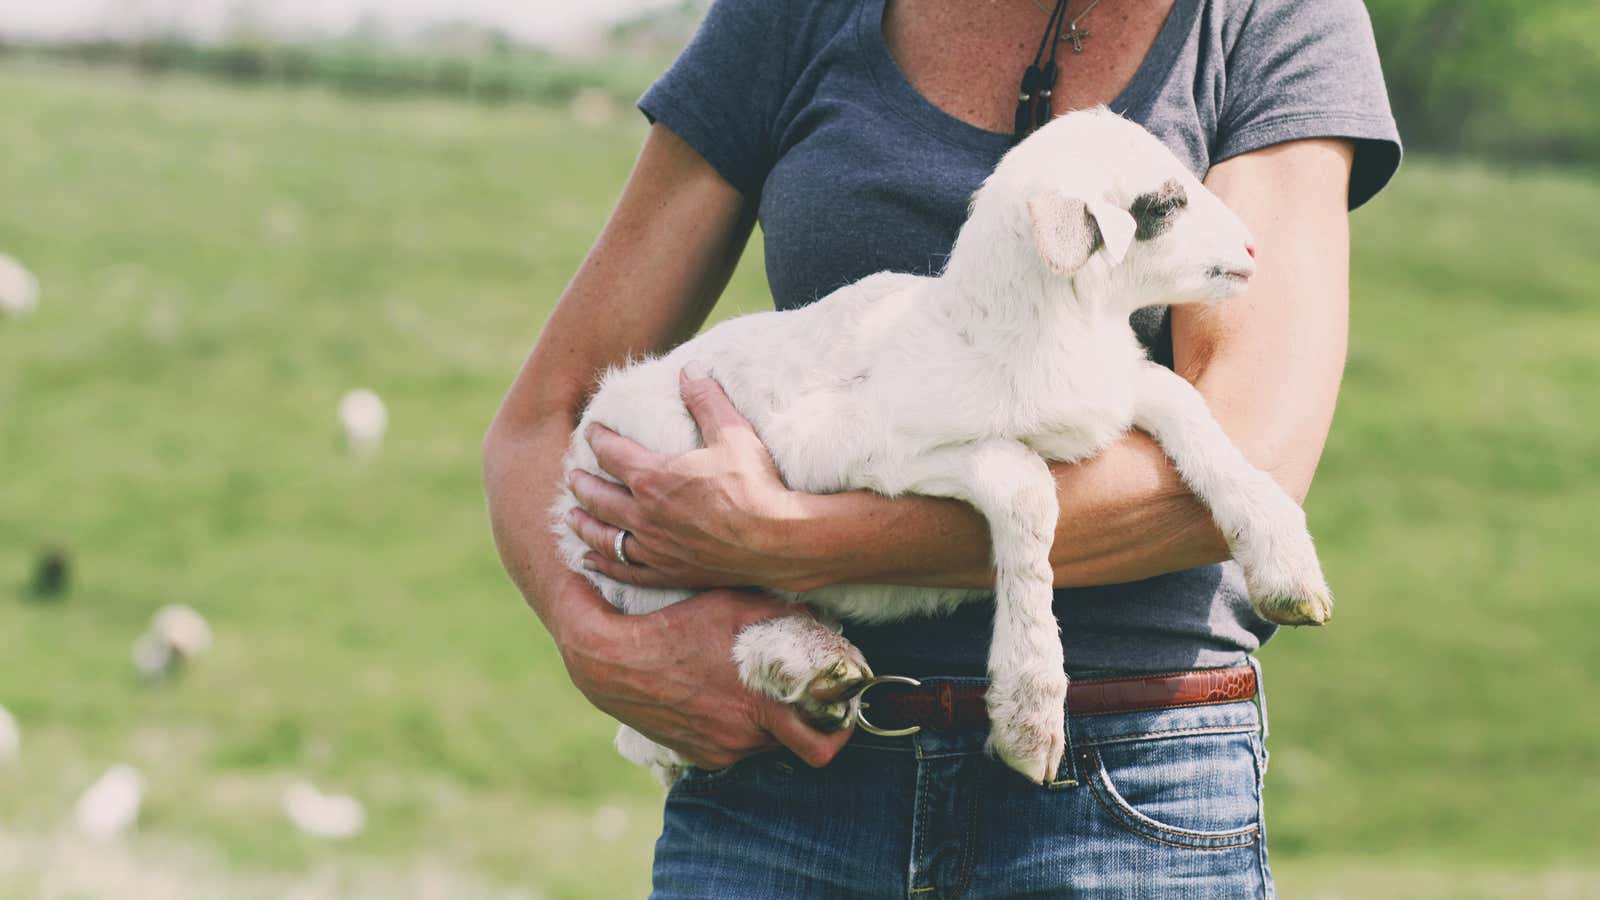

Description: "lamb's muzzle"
554 108 1330 786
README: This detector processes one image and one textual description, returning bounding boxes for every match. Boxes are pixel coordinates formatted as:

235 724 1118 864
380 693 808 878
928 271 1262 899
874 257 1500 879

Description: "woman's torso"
736 0 1268 676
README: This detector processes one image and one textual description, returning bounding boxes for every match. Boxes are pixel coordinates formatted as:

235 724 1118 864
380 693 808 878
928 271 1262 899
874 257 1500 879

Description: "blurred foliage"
0 36 667 109
1368 0 1600 161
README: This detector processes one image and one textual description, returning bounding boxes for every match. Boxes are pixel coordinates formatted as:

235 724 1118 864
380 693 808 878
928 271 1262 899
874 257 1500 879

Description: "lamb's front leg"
896 441 1067 784
1132 363 1333 625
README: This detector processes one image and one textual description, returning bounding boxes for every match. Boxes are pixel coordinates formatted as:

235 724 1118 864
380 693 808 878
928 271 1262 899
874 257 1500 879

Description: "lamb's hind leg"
1132 363 1332 625
893 441 1066 785
616 725 688 788
733 614 872 731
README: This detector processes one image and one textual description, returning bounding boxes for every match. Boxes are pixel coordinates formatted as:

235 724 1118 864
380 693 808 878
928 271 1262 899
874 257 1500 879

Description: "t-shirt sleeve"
1215 0 1402 209
637 0 795 197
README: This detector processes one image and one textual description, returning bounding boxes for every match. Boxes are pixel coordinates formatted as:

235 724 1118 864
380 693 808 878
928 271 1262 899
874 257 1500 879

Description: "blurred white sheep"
590 804 627 841
132 604 213 680
283 781 366 839
154 604 213 656
0 253 39 317
75 764 143 839
338 388 388 459
0 704 18 762
131 632 175 680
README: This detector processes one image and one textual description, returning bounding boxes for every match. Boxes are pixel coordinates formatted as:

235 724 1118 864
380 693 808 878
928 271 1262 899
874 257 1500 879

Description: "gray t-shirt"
639 0 1401 676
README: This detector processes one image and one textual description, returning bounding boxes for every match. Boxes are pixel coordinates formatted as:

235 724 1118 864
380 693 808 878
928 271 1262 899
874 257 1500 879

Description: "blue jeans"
653 670 1274 898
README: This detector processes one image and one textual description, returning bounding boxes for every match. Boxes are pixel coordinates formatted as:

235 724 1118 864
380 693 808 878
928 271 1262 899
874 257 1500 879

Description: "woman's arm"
483 122 851 769
570 138 1355 592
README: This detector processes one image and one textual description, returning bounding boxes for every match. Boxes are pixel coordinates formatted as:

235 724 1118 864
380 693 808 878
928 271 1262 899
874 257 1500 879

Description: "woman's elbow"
481 408 518 490
1264 452 1320 506
1225 422 1323 507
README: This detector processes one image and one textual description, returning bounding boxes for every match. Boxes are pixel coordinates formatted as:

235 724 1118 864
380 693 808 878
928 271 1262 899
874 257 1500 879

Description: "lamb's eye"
1130 179 1188 240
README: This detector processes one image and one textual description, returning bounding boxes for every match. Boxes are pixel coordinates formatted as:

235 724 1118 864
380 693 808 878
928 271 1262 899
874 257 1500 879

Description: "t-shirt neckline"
856 0 1200 153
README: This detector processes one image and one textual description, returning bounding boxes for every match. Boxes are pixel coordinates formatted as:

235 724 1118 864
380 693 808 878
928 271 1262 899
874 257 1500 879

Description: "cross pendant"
1061 26 1089 52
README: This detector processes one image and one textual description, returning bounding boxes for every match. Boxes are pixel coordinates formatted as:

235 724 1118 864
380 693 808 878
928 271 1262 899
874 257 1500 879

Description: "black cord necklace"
1014 0 1070 142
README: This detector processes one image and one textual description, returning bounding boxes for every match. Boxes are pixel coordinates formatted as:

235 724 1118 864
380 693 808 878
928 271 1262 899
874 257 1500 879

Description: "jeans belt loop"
1247 655 1269 741
1058 672 1079 786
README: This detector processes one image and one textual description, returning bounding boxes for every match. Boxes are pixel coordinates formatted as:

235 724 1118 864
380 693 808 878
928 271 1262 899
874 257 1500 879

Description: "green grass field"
1 62 1596 898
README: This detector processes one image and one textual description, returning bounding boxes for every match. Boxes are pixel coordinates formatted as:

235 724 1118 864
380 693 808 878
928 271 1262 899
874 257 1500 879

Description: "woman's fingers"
582 549 674 587
679 365 757 447
566 507 639 566
568 469 643 532
580 546 732 590
585 422 666 485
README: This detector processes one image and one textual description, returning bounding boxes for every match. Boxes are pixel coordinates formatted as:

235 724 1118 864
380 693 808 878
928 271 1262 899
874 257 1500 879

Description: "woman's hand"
560 583 852 770
566 365 832 592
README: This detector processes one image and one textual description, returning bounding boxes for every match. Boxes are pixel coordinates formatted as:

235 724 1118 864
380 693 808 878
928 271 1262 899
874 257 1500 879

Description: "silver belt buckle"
851 674 924 737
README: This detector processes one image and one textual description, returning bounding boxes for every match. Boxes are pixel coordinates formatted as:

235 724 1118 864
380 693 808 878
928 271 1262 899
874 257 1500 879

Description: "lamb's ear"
1027 191 1136 274
1086 197 1136 266
1027 192 1097 275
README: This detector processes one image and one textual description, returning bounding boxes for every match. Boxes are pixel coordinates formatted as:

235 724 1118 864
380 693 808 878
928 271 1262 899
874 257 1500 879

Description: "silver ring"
613 528 632 566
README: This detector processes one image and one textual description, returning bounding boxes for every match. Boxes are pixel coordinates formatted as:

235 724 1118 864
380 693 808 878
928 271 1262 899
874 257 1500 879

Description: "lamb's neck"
927 260 1095 352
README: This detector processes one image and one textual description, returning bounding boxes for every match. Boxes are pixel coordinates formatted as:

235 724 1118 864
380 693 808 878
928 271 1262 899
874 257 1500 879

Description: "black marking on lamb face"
1130 179 1188 241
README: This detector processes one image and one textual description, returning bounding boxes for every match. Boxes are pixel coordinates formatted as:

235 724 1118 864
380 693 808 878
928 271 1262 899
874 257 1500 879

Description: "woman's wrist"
539 569 628 667
769 488 977 591
743 489 833 592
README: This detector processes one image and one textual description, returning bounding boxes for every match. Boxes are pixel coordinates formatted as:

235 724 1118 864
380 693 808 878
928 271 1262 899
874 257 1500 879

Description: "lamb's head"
966 108 1257 314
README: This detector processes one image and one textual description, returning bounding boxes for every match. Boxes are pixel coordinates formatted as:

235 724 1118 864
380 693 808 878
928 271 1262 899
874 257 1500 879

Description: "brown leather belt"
856 665 1257 735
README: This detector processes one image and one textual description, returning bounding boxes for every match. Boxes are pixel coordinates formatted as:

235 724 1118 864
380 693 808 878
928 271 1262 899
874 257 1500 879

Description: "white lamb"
338 388 388 459
554 108 1331 786
0 253 40 317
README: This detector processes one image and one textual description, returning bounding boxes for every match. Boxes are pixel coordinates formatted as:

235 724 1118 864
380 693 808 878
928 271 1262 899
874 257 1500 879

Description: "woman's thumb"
760 701 853 769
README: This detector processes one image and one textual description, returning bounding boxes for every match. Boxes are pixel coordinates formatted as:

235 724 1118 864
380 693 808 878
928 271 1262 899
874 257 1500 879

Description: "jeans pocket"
1084 730 1262 851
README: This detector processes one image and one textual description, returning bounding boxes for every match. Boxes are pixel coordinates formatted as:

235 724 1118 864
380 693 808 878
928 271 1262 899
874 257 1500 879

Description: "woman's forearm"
785 429 1227 591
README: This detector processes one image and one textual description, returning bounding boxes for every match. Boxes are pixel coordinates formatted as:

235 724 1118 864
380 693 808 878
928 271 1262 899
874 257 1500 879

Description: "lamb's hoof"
796 658 870 731
1248 569 1334 626
985 670 1068 784
1253 590 1332 626
1241 522 1334 626
809 658 868 701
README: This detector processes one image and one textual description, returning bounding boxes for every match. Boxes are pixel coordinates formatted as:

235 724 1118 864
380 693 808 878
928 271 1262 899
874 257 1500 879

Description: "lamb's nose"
1245 243 1257 259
